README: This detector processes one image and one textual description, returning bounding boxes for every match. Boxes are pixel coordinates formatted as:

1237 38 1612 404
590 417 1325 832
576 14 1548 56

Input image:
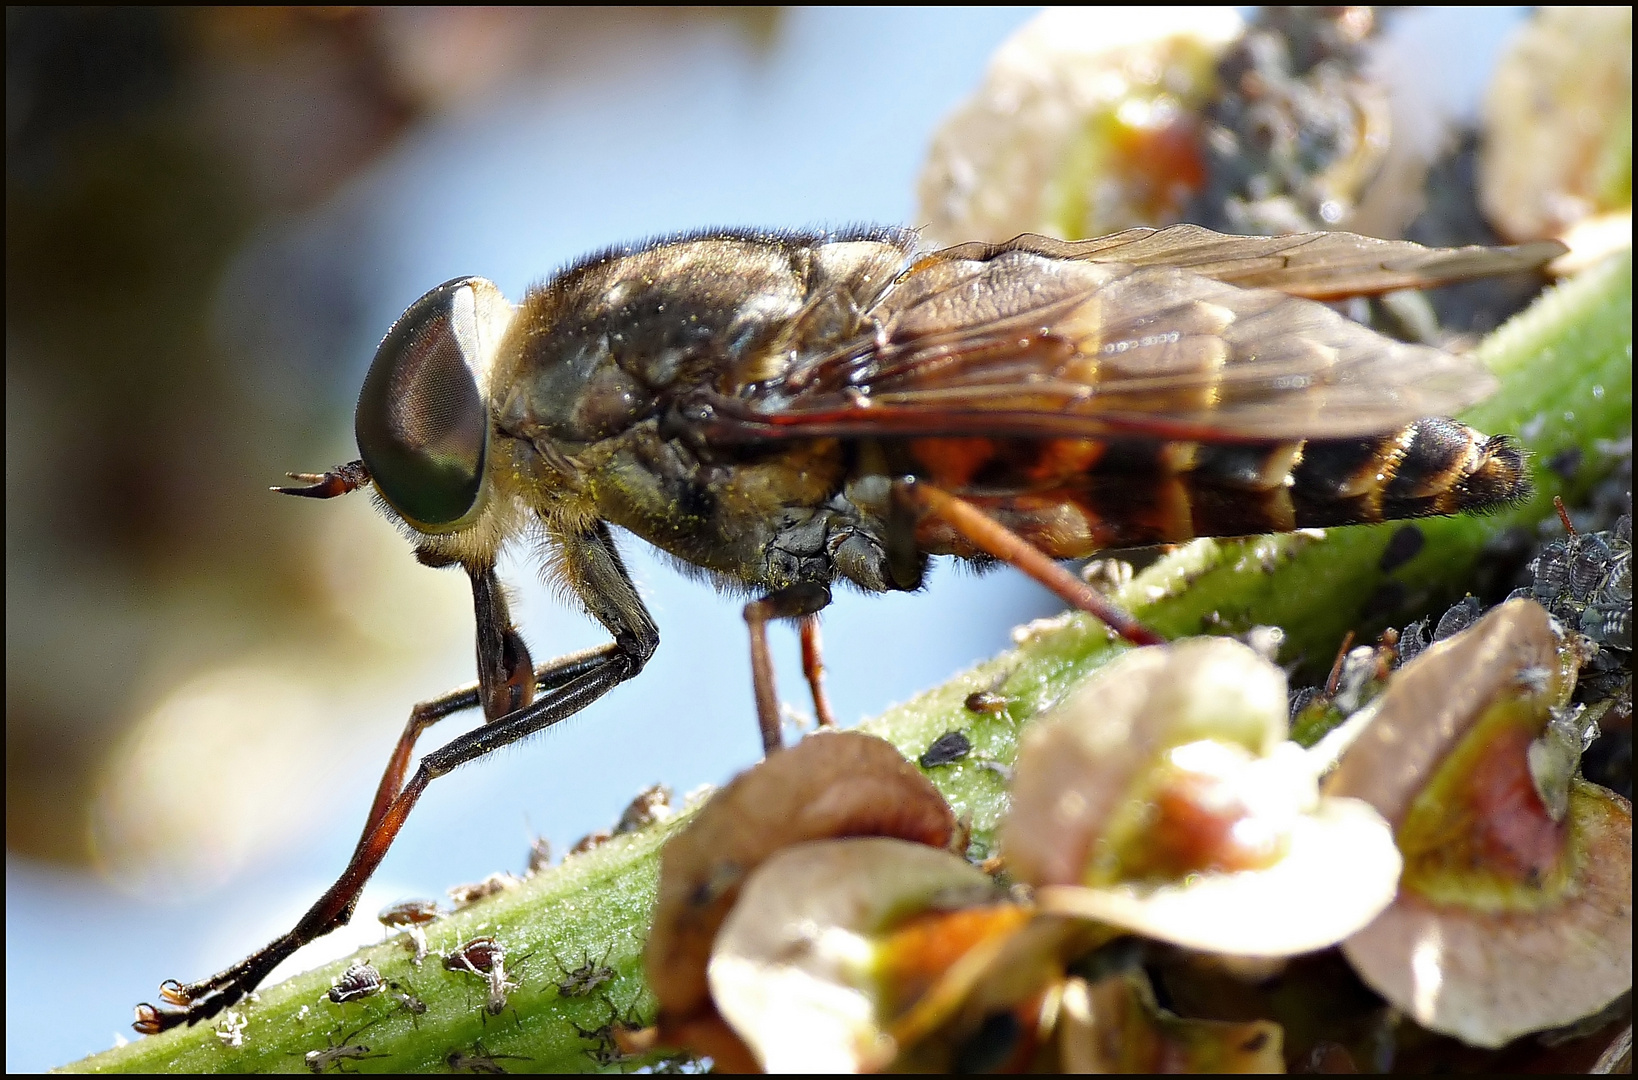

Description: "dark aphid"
570 993 647 1069
326 960 384 1006
137 223 1558 1030
386 978 427 1023
446 1039 530 1074
919 730 974 768
1378 524 1426 573
553 946 616 998
1510 510 1632 650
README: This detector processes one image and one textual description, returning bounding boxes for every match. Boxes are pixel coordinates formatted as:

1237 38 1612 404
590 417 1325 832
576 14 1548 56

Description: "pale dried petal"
1480 7 1634 242
917 8 1242 245
708 837 996 1073
1344 782 1632 1048
1331 601 1632 1047
647 731 955 1020
1005 637 1289 888
1038 793 1400 956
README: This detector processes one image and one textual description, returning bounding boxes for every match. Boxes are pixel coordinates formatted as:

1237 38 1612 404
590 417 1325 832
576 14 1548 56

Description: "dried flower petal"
1058 972 1284 1072
707 837 1003 1072
1480 7 1633 243
917 8 1242 245
646 731 956 1023
1332 599 1633 1047
1010 637 1400 955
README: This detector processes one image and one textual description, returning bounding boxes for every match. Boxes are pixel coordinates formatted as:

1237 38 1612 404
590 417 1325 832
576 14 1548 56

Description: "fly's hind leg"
893 478 1165 647
744 583 832 754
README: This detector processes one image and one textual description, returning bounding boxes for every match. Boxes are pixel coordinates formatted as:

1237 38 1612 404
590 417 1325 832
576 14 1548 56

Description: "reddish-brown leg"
799 617 838 729
898 479 1165 647
744 598 784 754
742 583 832 755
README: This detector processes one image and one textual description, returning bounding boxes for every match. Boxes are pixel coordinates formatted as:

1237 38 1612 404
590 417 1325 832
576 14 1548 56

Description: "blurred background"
11 6 1601 1071
6 8 1053 1070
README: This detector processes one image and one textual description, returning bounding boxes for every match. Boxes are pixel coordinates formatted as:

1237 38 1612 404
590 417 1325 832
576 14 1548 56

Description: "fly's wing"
929 225 1566 300
701 229 1561 444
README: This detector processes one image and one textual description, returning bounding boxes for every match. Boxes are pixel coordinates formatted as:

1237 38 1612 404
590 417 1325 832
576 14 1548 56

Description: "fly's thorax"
493 232 913 446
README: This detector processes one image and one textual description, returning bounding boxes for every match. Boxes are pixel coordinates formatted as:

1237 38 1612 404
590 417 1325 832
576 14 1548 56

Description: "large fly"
134 223 1558 1032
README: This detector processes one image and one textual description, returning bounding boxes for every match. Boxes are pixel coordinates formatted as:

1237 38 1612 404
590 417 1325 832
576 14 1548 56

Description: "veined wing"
702 230 1559 444
926 225 1565 300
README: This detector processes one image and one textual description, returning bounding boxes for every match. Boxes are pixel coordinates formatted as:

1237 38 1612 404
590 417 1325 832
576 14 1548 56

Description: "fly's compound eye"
356 277 513 530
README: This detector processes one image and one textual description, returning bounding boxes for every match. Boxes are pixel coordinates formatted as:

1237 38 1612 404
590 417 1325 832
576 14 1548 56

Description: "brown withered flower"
644 731 957 1066
1330 598 1632 1048
1057 971 1284 1072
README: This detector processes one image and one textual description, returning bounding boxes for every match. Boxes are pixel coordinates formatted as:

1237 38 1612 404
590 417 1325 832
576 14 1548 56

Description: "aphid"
568 831 612 856
444 937 522 1018
386 978 427 1024
137 223 1556 1029
213 1009 248 1049
963 665 1015 715
552 946 616 998
614 783 673 834
964 689 1008 714
326 959 384 1006
919 730 974 768
525 834 553 876
377 899 440 965
302 1019 387 1074
447 871 522 908
377 898 442 926
446 1039 530 1074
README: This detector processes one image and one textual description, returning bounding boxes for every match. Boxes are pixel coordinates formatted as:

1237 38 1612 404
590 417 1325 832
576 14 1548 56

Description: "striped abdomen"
904 416 1530 558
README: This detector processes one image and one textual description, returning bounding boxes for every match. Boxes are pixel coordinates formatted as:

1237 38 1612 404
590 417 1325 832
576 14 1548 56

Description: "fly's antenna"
275 460 371 499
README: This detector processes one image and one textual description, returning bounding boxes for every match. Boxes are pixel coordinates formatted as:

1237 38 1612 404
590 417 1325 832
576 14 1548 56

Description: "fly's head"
280 277 538 569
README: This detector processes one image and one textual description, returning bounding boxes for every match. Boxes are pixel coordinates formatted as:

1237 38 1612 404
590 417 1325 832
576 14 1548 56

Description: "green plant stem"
67 252 1630 1073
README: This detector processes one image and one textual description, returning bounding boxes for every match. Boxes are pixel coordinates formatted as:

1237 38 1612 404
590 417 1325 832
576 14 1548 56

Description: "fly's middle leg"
798 616 838 729
743 582 833 753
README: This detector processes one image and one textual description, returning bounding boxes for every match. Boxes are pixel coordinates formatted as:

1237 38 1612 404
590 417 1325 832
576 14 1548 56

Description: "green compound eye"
355 277 507 530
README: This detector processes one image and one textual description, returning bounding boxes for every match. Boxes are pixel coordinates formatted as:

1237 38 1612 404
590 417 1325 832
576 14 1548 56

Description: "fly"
135 223 1559 1031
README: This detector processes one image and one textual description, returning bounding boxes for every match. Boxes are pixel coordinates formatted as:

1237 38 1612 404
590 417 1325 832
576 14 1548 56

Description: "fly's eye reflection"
355 277 509 530
137 223 1561 1034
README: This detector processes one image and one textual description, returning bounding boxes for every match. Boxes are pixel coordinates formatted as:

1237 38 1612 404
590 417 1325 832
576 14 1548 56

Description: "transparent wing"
703 229 1556 444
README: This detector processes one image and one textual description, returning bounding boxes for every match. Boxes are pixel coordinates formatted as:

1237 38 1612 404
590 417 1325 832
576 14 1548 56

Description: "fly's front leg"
893 478 1165 647
744 583 832 754
355 564 589 859
136 523 658 1034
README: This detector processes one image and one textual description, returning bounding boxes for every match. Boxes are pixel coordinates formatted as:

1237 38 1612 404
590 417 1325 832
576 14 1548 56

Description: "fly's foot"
134 975 254 1033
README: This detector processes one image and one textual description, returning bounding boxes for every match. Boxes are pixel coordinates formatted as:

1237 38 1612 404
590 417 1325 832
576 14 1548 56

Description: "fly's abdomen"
1284 417 1529 528
905 417 1530 558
